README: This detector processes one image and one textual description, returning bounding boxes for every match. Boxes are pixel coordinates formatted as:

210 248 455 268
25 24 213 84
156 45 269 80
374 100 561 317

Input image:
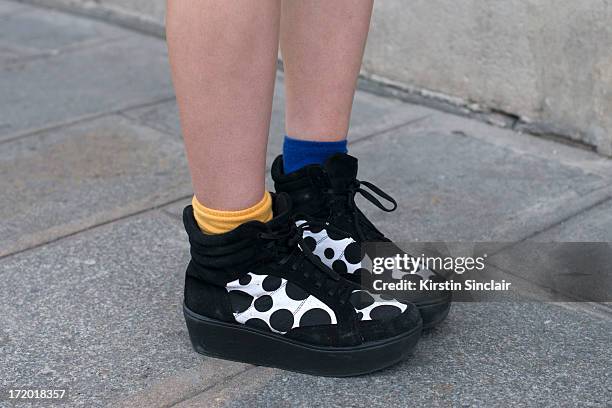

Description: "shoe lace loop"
325 178 397 241
349 180 397 213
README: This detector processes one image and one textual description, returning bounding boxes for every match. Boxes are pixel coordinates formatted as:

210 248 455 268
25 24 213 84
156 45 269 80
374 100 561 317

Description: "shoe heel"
184 306 241 359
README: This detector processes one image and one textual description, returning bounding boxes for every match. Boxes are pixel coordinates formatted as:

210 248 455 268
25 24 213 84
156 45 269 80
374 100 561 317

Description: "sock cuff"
283 136 348 153
282 136 348 174
192 192 272 234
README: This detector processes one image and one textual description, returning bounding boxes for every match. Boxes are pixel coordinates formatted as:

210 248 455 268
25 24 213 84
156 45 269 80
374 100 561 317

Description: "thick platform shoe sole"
184 304 422 377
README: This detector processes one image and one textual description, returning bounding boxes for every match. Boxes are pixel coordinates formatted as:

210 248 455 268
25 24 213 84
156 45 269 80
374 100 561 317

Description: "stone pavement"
0 2 610 407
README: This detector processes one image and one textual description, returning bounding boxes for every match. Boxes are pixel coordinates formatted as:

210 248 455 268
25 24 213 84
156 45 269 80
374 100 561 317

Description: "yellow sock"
192 192 273 234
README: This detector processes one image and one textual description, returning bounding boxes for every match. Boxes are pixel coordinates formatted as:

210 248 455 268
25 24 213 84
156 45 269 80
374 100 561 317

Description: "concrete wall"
21 0 612 155
363 0 612 155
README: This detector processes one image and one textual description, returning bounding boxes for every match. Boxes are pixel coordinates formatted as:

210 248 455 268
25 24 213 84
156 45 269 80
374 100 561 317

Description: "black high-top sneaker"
272 154 452 329
182 193 422 377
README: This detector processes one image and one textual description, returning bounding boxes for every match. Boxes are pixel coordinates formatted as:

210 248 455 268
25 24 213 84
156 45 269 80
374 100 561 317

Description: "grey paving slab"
0 212 238 408
0 115 191 257
114 359 252 408
0 0 27 16
173 302 611 408
0 3 124 56
0 33 173 140
533 198 612 241
481 198 612 303
487 241 612 303
422 112 612 180
349 89 434 141
121 100 180 140
122 74 433 170
160 197 192 223
0 42 27 63
347 126 608 242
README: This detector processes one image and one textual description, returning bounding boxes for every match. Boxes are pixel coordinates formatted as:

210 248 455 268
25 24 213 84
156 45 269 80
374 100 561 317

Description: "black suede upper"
182 193 422 347
271 154 389 241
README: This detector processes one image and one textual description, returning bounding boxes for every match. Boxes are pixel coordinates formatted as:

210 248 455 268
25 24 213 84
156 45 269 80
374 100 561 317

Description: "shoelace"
325 179 397 241
258 221 352 304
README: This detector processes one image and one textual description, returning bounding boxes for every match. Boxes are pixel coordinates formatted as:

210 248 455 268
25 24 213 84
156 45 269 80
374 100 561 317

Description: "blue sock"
282 135 348 174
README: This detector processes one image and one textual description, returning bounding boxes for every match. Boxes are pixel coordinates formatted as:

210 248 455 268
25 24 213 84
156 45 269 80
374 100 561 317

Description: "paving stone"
421 112 612 180
0 115 191 257
0 212 216 408
482 198 612 303
0 42 28 65
0 34 173 140
487 241 612 303
173 367 278 408
174 302 612 408
0 0 27 16
348 126 608 241
121 100 181 140
114 359 252 408
349 88 434 141
533 198 612 241
0 4 124 55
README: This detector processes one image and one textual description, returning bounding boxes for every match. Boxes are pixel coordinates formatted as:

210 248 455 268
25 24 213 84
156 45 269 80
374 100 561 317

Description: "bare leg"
280 0 374 142
167 0 281 210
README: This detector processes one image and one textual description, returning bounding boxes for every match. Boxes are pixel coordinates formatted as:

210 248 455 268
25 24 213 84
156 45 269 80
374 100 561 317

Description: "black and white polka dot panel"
226 273 410 334
226 273 337 334
348 289 407 321
297 220 438 281
297 220 363 275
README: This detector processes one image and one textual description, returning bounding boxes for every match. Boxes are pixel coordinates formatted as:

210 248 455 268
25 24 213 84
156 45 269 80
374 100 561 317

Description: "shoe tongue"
324 153 358 189
272 192 291 215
